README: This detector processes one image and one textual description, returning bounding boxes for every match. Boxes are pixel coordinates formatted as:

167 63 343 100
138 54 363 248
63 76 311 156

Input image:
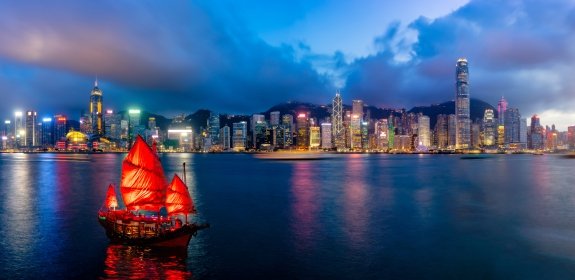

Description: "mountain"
408 98 497 128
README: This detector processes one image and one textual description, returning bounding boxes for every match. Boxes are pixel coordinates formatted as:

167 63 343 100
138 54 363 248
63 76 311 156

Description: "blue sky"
0 0 574 129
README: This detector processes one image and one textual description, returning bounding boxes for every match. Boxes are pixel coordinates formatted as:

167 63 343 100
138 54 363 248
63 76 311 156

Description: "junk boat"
98 135 209 247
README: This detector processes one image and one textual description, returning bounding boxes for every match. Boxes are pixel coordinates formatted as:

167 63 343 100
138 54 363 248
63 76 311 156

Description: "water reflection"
290 161 319 251
102 245 192 280
343 155 369 248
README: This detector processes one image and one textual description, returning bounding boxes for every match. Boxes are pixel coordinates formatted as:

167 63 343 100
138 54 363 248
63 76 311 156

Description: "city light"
14 111 22 117
42 118 52 122
129 109 141 114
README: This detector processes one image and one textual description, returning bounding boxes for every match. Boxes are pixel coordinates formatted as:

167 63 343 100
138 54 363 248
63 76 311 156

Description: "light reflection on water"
0 153 575 278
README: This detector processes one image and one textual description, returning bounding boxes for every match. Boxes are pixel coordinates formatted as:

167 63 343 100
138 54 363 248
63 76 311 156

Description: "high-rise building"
435 114 448 149
504 108 521 144
104 110 122 140
270 111 280 126
310 126 321 149
350 114 362 150
375 119 389 150
14 111 24 147
282 114 293 147
418 115 430 148
296 113 309 149
352 100 364 119
208 112 220 146
331 91 344 150
497 97 508 126
520 118 527 147
482 109 496 146
232 121 247 151
54 115 68 143
568 126 575 150
321 123 332 149
41 118 54 147
220 125 230 150
90 80 104 136
25 110 38 148
448 114 457 149
128 109 142 143
455 58 470 149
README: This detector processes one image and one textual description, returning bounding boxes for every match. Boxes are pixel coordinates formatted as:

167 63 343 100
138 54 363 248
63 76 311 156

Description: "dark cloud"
0 1 331 117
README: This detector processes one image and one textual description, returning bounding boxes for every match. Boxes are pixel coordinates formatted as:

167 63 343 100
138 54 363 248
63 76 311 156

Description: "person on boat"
175 218 183 229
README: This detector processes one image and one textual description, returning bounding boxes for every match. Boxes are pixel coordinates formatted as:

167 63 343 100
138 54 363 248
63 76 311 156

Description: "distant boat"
98 135 209 248
562 152 575 159
253 151 334 161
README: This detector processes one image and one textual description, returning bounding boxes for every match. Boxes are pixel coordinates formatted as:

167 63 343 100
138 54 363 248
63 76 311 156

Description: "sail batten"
166 174 196 215
120 135 167 211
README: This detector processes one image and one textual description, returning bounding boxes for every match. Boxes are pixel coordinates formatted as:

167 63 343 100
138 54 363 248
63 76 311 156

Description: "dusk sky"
1 0 574 129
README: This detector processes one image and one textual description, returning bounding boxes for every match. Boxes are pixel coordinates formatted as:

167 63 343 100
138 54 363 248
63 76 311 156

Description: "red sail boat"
98 135 209 247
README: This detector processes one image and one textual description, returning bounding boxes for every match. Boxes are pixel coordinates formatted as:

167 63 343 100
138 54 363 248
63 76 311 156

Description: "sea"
1 153 575 279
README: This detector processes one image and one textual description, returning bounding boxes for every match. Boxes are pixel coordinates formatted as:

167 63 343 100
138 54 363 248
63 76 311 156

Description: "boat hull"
98 215 209 247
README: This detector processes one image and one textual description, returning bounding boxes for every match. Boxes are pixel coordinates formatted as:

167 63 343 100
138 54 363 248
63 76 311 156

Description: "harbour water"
1 153 575 279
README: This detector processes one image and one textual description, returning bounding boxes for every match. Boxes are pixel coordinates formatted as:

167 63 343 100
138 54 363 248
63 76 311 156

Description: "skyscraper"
331 91 344 150
270 111 280 126
455 58 470 149
232 121 247 151
497 97 508 126
482 109 496 146
90 80 104 136
418 115 430 148
25 110 37 148
208 112 220 146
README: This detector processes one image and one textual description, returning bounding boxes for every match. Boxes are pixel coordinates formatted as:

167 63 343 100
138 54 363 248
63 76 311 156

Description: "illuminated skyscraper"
41 118 54 147
232 121 247 151
482 109 496 146
296 113 309 149
90 80 104 136
504 108 521 144
352 100 364 119
497 97 508 126
530 115 544 150
455 58 470 149
448 114 457 148
24 110 38 147
14 111 24 147
321 123 332 149
270 111 280 126
418 115 430 148
282 114 293 147
331 91 344 150
435 114 448 149
375 119 389 150
310 126 320 149
220 125 230 150
208 112 220 146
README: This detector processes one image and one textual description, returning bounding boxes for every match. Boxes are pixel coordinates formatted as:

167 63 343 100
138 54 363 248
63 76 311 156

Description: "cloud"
343 0 575 128
0 1 332 117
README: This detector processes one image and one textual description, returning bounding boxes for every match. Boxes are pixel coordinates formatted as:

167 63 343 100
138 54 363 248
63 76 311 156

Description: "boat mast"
183 162 188 224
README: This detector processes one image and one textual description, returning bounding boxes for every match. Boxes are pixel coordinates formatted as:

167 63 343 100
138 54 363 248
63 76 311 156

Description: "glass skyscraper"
455 58 470 149
90 80 104 136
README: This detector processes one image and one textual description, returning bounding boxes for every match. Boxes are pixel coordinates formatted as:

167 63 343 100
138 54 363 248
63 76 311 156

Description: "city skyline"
1 1 574 130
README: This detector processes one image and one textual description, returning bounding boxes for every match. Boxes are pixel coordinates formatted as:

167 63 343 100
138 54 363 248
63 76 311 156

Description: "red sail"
166 174 196 215
103 184 118 209
120 135 167 212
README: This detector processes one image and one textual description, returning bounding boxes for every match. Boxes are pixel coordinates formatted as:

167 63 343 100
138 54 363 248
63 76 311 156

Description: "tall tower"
497 97 508 125
455 58 470 149
331 91 344 150
90 80 104 136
